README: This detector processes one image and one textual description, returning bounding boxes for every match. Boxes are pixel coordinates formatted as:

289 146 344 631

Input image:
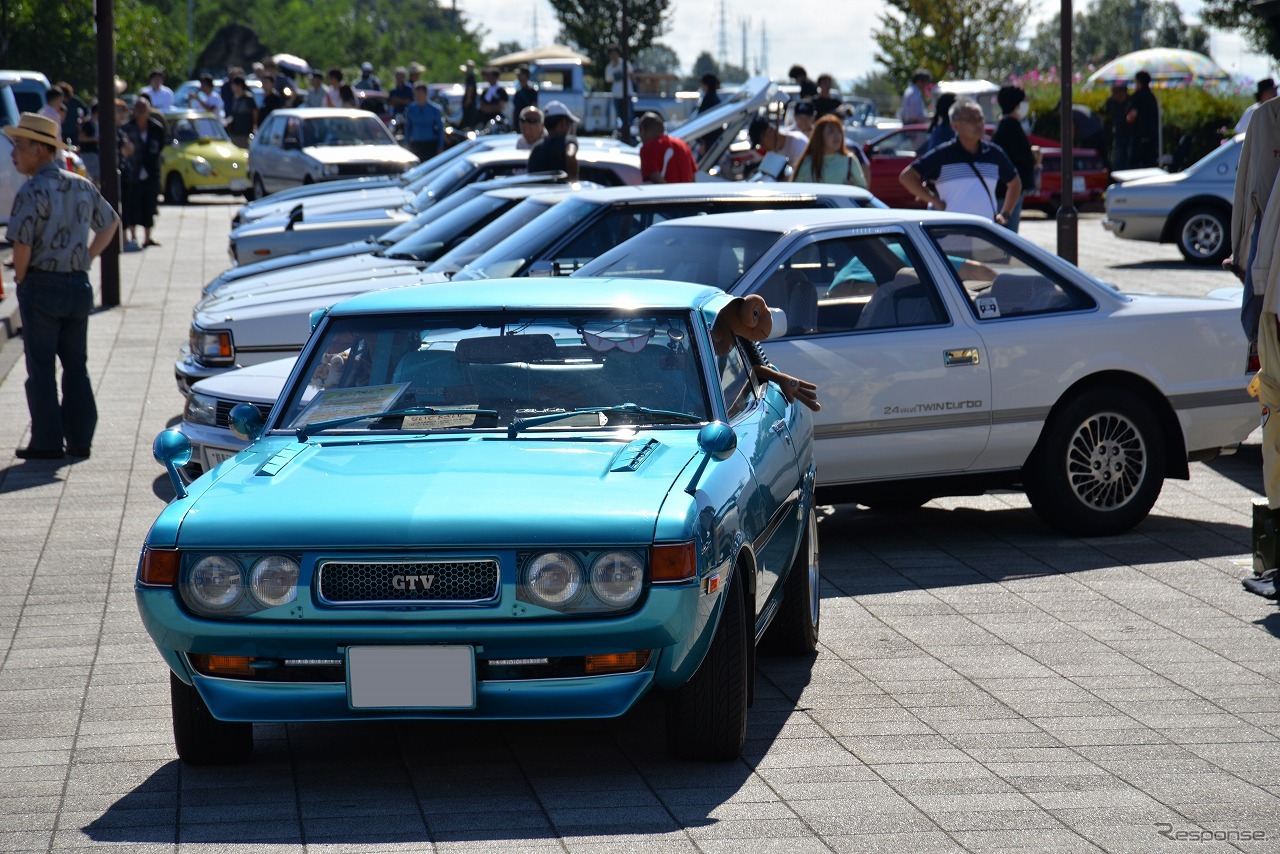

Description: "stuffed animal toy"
712 295 820 412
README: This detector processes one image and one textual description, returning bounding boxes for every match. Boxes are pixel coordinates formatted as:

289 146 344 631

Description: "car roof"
328 277 723 316
642 207 989 233
267 108 384 118
464 145 638 167
483 183 592 200
567 181 874 206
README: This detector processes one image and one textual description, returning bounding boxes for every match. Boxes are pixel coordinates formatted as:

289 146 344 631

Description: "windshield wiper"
383 251 423 262
507 404 702 438
296 406 498 440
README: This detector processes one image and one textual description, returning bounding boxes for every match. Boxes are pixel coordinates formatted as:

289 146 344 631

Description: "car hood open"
173 432 701 548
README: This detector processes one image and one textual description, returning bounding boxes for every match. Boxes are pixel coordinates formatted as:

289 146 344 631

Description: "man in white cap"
527 100 579 181
4 113 119 460
355 61 382 93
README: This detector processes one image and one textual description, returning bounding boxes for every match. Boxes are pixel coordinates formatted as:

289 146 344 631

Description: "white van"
0 72 29 226
7 70 50 114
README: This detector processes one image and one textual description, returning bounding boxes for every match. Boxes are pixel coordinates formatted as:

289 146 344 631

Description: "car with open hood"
141 278 818 764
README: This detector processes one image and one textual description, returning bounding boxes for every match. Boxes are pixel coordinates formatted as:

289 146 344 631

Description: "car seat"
853 268 942 330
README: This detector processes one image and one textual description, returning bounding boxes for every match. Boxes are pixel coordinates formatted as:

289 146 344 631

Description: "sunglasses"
520 117 542 124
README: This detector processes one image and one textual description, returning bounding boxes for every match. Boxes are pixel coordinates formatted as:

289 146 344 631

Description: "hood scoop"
256 442 309 476
610 438 661 473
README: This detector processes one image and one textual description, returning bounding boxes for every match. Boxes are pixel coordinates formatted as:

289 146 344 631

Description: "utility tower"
717 0 729 69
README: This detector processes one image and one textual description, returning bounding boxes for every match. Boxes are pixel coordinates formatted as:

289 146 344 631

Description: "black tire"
761 508 820 654
302 174 314 185
666 573 749 761
252 173 267 200
1025 388 1166 536
1174 206 1229 265
170 671 253 764
164 172 187 205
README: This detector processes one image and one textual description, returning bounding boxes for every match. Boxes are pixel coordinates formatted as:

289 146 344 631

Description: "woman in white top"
792 114 866 188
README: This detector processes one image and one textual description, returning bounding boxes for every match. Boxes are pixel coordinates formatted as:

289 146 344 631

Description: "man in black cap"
1237 78 1277 135
4 113 119 460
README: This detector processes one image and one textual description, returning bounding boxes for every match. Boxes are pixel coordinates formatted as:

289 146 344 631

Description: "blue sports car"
139 278 818 763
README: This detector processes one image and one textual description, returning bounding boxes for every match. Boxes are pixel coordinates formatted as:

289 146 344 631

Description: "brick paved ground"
0 203 1276 853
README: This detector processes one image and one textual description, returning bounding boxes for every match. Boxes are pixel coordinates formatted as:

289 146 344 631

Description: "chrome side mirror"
229 403 265 442
152 430 192 500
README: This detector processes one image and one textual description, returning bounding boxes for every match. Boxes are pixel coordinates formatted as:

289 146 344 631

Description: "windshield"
431 196 563 274
403 138 483 192
408 160 475 212
452 198 595 280
576 225 779 289
277 310 711 433
1183 136 1240 177
170 116 230 143
301 115 396 147
385 194 515 261
377 186 481 245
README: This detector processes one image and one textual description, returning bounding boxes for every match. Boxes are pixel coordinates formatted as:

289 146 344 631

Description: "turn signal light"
190 654 256 677
138 548 180 586
584 651 650 675
651 542 696 582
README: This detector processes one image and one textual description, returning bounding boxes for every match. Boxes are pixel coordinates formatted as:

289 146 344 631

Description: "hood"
174 433 701 548
237 185 413 224
206 240 379 294
191 356 297 403
199 253 422 308
305 145 420 167
182 139 248 165
1110 167 1180 187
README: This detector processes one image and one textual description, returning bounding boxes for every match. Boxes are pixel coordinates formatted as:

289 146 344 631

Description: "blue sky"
457 0 1275 86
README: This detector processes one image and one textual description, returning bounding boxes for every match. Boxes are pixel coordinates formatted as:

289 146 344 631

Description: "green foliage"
1202 0 1280 61
547 0 670 85
848 69 902 116
1023 82 1248 164
873 0 1032 85
1026 0 1211 71
635 43 681 76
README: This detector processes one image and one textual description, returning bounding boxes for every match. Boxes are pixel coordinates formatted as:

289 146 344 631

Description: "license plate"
1072 176 1086 193
204 447 237 469
229 178 249 191
347 645 475 709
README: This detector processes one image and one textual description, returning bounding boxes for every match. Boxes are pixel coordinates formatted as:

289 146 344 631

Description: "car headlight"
188 555 243 611
250 555 299 607
321 164 339 177
190 326 234 366
590 551 644 608
522 552 583 608
183 392 218 427
192 156 213 176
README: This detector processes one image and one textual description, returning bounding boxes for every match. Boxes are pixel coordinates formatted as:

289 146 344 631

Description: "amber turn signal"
584 651 650 675
189 654 256 677
650 542 696 582
138 548 180 586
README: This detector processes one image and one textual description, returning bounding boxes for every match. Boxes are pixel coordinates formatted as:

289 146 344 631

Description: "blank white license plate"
1072 176 1086 193
347 646 475 709
204 447 237 469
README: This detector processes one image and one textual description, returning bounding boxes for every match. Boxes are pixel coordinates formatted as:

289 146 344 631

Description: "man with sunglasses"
516 106 546 150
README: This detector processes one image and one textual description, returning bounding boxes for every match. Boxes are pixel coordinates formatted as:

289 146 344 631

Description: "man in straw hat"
4 113 119 460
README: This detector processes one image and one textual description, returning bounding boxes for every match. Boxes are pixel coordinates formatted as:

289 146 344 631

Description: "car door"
735 226 992 486
716 340 800 619
252 115 282 191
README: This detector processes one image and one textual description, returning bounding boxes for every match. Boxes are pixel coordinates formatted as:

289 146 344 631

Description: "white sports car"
574 208 1256 535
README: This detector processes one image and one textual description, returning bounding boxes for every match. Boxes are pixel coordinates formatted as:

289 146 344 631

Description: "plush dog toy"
712 294 820 412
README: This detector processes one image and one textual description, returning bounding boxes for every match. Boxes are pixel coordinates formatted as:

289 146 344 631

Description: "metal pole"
187 0 194 76
620 0 633 144
1057 0 1078 265
96 0 120 308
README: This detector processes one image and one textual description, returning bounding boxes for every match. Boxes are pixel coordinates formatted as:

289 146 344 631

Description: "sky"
454 0 1276 86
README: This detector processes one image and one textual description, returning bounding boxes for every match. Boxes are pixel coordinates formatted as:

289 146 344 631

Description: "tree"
1201 0 1280 61
848 69 902 116
635 43 680 76
490 41 526 62
547 0 670 85
1026 0 1211 71
872 0 1032 85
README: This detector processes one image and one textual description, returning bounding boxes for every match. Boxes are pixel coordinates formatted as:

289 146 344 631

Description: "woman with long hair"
792 114 866 187
922 92 957 153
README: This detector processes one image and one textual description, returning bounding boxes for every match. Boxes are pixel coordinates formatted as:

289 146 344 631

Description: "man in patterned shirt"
5 113 119 460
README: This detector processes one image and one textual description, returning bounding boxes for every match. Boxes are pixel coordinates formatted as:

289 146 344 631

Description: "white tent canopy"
488 45 591 68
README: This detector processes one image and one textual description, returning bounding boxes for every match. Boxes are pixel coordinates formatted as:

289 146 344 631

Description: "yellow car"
160 111 249 204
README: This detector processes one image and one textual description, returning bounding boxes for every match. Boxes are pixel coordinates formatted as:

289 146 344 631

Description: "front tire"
1025 388 1166 536
1174 206 1229 265
666 572 749 761
761 508 820 654
170 671 253 765
164 172 187 205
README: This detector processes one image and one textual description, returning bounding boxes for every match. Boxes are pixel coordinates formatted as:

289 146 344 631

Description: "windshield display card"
293 383 409 427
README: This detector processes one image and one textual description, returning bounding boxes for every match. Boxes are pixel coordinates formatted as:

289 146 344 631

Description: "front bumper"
1102 216 1124 235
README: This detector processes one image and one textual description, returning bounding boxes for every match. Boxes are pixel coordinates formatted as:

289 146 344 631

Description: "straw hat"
3 113 68 150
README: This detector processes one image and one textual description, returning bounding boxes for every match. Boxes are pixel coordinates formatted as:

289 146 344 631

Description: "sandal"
143 238 160 247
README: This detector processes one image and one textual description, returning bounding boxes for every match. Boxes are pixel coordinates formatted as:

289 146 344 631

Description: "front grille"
318 559 501 604
214 400 272 429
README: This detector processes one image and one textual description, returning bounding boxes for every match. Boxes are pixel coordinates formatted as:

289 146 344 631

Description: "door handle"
771 420 792 444
944 348 980 366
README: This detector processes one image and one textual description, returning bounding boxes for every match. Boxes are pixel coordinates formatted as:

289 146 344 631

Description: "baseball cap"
408 61 425 73
543 100 581 123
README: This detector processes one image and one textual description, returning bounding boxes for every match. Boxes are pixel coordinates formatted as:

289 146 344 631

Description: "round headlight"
192 156 213 176
524 552 583 608
590 551 645 608
188 555 242 610
250 555 299 607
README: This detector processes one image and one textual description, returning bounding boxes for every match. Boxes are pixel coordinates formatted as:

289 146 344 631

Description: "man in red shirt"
638 112 697 184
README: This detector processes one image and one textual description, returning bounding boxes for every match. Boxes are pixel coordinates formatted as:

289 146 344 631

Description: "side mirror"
309 307 328 332
152 430 192 500
685 421 736 495
229 403 265 442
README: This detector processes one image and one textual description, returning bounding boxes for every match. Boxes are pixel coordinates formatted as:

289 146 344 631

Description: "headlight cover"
519 550 647 613
192 156 213 176
250 555 300 607
182 553 303 616
190 326 234 366
590 551 644 608
522 552 583 608
320 163 339 177
183 392 218 426
187 555 243 611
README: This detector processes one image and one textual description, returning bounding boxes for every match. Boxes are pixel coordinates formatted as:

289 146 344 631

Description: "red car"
862 124 1107 212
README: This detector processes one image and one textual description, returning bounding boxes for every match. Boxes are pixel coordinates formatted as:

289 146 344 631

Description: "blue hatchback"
139 278 818 763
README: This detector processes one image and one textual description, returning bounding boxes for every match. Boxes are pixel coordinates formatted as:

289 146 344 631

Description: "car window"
302 115 395 147
717 342 755 421
751 232 944 335
387 194 513 261
434 196 561 275
574 223 781 287
926 225 1096 320
869 129 929 157
256 116 280 147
